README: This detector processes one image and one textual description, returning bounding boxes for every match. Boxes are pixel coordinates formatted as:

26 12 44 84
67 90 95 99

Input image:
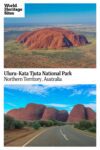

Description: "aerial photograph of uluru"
4 84 96 146
4 4 96 68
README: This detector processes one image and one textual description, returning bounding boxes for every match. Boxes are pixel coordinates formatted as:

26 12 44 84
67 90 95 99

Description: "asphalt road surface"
23 125 96 147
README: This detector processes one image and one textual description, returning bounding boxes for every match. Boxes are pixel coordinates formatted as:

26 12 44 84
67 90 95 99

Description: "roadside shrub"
37 120 54 127
23 121 28 126
4 115 24 130
88 127 96 133
74 123 80 129
41 120 65 127
14 120 24 129
78 120 92 130
23 121 33 127
46 120 54 127
32 121 41 130
32 120 65 128
39 120 47 127
93 120 96 127
27 122 33 127
74 120 96 133
49 119 66 126
4 115 15 130
39 120 51 127
51 120 58 126
56 121 66 126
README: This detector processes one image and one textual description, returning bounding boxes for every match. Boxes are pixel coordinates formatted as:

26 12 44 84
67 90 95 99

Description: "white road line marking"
60 129 69 141
23 129 48 147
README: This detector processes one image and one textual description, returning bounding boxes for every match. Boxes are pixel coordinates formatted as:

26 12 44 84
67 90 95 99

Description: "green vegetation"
14 120 24 129
4 115 66 130
4 115 24 130
88 127 96 133
32 120 66 129
32 121 41 130
4 115 15 130
38 120 65 127
74 120 96 133
39 120 54 127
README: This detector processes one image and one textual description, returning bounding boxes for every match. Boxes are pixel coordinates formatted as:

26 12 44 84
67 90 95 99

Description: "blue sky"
5 4 96 26
4 84 96 113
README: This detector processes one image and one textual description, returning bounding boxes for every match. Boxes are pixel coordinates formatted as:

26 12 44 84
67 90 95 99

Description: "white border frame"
0 0 100 150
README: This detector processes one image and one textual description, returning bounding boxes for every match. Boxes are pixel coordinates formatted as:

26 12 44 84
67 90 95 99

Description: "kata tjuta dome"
16 28 88 50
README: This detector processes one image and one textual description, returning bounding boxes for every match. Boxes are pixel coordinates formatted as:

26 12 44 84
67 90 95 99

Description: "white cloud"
70 89 83 97
5 85 96 98
5 102 17 107
5 85 48 95
88 90 96 96
84 103 96 111
45 103 68 108
70 87 96 97
4 84 75 96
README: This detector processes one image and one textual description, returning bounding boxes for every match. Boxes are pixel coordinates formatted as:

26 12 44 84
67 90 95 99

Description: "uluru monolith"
16 28 88 50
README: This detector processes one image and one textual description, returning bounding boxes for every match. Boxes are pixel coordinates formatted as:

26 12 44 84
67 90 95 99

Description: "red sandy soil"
4 127 45 146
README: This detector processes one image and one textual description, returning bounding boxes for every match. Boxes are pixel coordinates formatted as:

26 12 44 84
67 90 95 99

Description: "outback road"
23 125 96 147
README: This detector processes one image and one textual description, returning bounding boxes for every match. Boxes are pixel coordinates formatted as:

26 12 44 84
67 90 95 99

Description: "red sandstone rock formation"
7 103 96 122
7 103 46 121
41 108 58 120
68 104 96 123
68 104 86 123
85 107 96 121
16 28 88 50
57 110 69 122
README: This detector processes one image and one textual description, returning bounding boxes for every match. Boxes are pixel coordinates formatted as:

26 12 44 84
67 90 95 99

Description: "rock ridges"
16 28 88 50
